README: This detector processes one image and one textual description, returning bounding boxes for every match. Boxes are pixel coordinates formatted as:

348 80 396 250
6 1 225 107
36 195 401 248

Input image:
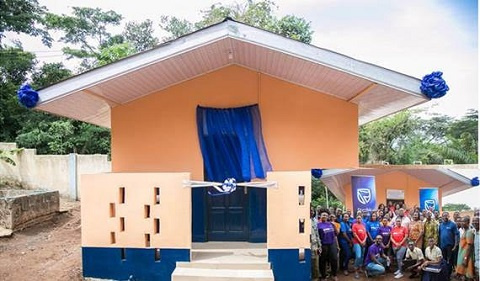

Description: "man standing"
423 211 439 250
392 208 411 229
364 235 390 278
403 240 424 278
439 211 459 277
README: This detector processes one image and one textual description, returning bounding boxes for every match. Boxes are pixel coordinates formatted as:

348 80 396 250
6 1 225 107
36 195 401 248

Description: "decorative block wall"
80 172 191 280
267 171 311 281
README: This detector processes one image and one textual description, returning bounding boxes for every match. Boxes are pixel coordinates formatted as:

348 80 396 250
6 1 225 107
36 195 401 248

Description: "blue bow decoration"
17 84 39 108
420 71 449 99
471 177 479 187
311 169 323 179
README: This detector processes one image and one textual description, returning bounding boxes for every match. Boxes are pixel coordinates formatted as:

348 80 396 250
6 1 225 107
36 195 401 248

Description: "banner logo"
419 188 439 211
357 188 372 205
352 176 376 213
424 199 436 211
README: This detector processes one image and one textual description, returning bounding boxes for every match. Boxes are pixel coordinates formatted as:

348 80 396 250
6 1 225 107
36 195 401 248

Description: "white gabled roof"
37 19 429 128
321 165 478 202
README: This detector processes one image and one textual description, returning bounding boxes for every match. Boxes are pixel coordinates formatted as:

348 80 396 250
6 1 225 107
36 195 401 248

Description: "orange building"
321 165 478 213
34 19 449 281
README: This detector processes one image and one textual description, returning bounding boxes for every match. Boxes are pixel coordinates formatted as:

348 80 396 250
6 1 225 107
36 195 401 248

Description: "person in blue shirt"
347 209 355 224
439 211 459 277
366 212 381 245
339 213 353 276
362 210 370 225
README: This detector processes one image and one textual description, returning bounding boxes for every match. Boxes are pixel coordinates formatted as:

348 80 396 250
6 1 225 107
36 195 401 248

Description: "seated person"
365 235 390 278
419 238 448 281
404 240 424 278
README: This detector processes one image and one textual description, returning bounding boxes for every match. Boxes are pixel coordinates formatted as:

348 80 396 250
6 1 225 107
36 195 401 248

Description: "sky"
5 0 479 206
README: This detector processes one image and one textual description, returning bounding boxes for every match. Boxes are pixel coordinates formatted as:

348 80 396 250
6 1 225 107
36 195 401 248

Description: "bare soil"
0 200 82 281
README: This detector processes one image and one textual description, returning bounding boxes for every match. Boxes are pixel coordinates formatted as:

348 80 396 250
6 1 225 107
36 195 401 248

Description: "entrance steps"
172 242 273 281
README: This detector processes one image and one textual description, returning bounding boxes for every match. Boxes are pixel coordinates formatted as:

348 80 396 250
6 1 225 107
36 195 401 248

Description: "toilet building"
35 19 438 280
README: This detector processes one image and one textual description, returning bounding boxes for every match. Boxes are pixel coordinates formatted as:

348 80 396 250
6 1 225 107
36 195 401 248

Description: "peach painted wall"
81 173 191 248
267 171 311 249
344 171 443 211
111 65 358 179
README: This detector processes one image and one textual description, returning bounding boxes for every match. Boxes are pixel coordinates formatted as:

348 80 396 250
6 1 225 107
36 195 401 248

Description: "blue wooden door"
207 186 248 241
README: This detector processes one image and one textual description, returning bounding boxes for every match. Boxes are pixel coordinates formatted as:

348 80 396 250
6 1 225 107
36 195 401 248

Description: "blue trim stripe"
268 249 311 281
82 247 190 280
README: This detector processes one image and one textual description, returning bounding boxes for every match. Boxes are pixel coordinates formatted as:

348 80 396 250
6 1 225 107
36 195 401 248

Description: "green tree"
15 62 111 155
360 109 478 165
123 20 159 52
0 46 36 142
359 110 417 164
311 177 344 210
0 0 52 46
443 203 472 212
31 62 72 88
45 7 123 69
160 0 313 43
97 42 136 66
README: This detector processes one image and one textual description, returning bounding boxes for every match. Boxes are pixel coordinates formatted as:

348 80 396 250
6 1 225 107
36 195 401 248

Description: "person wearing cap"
404 240 425 278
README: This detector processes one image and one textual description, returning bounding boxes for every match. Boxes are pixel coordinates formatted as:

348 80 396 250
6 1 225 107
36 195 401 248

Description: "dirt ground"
0 200 82 281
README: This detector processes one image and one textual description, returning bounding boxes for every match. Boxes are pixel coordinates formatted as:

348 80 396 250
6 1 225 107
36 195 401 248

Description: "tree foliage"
160 0 314 43
360 109 478 165
123 20 159 52
443 203 472 211
45 7 123 69
0 0 52 46
311 178 344 209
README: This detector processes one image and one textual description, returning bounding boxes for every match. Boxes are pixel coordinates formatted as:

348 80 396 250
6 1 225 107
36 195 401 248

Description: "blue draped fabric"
196 104 272 182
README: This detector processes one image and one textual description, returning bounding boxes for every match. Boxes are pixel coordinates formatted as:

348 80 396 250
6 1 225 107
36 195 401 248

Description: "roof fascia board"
38 21 232 104
320 168 357 178
436 168 471 185
39 19 428 106
226 21 426 99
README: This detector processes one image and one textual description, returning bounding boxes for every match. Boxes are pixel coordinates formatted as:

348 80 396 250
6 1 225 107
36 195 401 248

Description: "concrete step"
171 267 274 281
177 261 271 270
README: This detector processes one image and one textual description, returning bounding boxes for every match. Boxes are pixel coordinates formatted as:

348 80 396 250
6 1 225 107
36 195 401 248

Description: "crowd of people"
310 202 480 281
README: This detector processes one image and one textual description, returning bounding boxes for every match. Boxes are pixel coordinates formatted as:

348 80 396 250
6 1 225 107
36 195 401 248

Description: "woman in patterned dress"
409 212 424 249
456 216 475 280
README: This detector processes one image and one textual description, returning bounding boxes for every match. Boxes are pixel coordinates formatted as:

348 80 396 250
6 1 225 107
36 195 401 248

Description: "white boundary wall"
0 143 111 200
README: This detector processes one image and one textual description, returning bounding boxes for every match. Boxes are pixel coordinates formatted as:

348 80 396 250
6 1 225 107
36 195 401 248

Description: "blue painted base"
268 248 311 281
82 247 189 280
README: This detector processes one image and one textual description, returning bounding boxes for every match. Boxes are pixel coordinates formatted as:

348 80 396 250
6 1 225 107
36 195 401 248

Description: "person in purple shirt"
378 218 392 259
365 235 390 278
318 212 339 281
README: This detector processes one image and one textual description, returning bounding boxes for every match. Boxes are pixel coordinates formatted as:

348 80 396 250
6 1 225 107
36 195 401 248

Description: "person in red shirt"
390 217 409 279
352 215 367 279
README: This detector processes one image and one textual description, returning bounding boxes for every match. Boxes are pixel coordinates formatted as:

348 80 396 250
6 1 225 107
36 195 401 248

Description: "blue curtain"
196 104 272 182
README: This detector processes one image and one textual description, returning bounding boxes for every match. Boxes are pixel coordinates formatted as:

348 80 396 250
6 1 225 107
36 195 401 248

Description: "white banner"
386 189 404 200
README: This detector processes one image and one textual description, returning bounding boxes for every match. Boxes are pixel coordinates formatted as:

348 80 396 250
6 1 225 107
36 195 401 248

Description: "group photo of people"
310 202 479 281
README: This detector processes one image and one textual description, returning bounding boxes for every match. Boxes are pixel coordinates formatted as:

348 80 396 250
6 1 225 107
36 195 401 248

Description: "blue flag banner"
351 176 376 214
419 188 439 211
